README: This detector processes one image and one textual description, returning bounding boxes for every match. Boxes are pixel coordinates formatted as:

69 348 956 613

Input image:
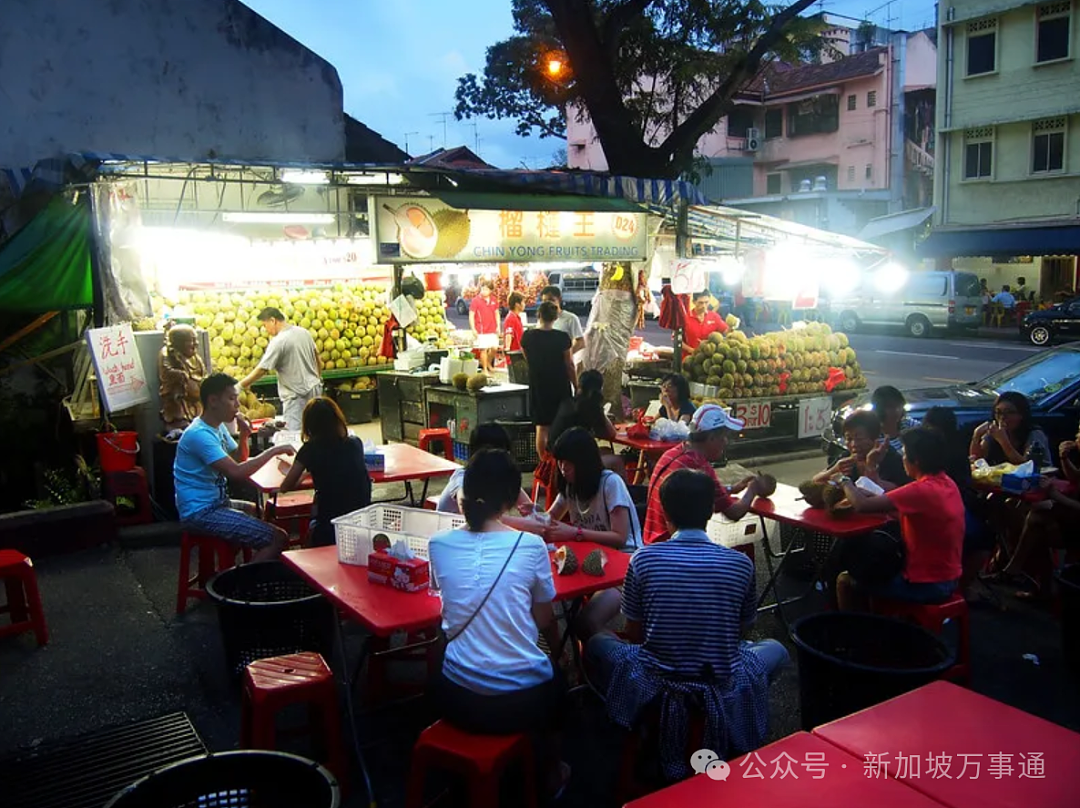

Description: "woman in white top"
436 423 532 516
427 448 569 797
542 427 643 552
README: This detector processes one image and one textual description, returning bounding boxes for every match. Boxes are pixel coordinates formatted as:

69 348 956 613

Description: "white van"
542 268 600 313
831 270 983 337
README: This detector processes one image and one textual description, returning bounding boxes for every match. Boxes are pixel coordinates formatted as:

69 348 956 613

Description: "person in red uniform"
469 280 501 374
503 292 525 352
682 291 728 356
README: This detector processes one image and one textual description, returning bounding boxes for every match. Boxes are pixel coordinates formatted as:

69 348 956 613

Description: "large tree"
456 0 829 178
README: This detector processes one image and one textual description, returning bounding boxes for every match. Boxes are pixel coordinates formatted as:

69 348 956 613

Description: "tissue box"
366 551 430 592
1001 472 1039 494
365 450 385 472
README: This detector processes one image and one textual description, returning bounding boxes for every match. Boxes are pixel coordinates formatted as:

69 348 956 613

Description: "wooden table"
813 681 1080 808
611 430 680 484
750 482 890 625
624 731 945 808
251 442 460 507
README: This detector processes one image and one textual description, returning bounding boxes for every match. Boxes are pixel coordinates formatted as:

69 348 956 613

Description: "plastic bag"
650 417 690 443
582 289 637 371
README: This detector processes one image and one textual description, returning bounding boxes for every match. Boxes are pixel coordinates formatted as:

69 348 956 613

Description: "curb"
727 446 825 468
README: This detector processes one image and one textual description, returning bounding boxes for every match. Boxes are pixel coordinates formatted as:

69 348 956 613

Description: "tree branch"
658 0 819 161
602 0 654 56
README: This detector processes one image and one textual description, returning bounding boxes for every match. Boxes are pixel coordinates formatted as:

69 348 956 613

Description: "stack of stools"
871 591 971 684
418 427 454 461
266 491 315 550
175 531 252 614
406 720 536 808
0 550 49 646
240 651 348 792
103 467 154 527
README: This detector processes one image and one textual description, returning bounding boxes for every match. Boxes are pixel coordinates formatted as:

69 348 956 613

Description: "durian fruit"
554 545 579 575
432 209 472 258
452 372 469 391
582 548 607 576
822 484 852 516
798 480 827 509
756 473 777 498
466 373 488 393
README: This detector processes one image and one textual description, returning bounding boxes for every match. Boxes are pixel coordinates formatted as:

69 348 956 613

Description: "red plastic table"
750 482 890 623
624 731 945 807
812 681 1080 808
611 430 680 484
251 442 460 506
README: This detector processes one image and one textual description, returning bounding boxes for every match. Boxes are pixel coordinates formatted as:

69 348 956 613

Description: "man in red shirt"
503 291 525 352
469 280 501 373
643 404 763 544
837 427 964 610
682 291 728 356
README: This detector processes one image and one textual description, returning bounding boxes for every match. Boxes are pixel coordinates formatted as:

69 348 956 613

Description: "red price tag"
735 401 772 430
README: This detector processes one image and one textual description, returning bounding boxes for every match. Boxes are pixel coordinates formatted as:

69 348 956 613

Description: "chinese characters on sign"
86 324 151 413
374 196 647 264
690 748 1047 782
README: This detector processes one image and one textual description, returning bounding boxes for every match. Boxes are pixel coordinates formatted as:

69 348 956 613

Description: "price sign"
798 396 834 438
734 400 772 430
86 324 151 413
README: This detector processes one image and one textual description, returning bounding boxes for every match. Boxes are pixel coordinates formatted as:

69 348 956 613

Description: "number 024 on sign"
734 401 772 430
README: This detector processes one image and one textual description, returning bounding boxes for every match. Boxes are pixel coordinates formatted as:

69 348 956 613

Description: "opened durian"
554 545 579 575
756 473 777 498
582 548 607 576
798 480 827 509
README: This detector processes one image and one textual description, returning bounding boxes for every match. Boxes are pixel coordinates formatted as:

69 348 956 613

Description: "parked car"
1021 297 1080 346
824 341 1080 465
831 270 983 338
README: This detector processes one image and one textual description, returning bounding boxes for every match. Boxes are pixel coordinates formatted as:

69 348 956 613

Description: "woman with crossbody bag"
427 448 569 797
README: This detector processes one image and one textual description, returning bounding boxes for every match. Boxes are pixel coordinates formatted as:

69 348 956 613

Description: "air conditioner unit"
746 128 761 151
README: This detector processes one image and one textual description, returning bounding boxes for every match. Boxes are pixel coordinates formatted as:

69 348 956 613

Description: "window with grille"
766 173 782 194
1032 118 1066 173
865 164 873 180
847 94 857 111
964 127 994 179
966 18 997 75
727 107 755 138
867 90 877 108
764 108 784 139
788 95 840 137
1036 3 1071 63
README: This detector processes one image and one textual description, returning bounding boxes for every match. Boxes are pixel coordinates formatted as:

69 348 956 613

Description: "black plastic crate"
333 388 375 424
496 419 539 471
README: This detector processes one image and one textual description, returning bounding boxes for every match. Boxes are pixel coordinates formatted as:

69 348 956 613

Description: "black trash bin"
206 561 335 679
791 612 954 730
104 750 340 808
1055 563 1080 679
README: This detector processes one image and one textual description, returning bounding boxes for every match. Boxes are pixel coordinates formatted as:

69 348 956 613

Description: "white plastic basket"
332 504 467 565
706 512 761 548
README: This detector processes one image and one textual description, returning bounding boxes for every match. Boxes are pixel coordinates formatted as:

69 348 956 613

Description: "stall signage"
798 396 833 438
86 324 151 413
734 400 772 430
373 196 647 264
669 259 708 295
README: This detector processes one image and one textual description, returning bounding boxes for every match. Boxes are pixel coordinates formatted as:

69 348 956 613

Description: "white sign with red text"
86 324 151 413
734 400 772 430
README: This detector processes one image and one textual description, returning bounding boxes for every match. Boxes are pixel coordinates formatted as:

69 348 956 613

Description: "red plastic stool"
103 467 153 527
176 531 252 614
266 491 314 550
241 652 349 792
0 550 48 646
424 495 440 511
418 428 454 461
871 592 971 684
405 720 537 808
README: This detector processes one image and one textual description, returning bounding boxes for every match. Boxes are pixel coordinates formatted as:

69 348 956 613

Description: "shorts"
281 386 323 431
860 573 958 604
474 333 499 350
183 499 276 549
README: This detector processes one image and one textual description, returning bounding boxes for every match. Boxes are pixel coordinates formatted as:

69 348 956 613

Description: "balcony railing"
906 139 935 174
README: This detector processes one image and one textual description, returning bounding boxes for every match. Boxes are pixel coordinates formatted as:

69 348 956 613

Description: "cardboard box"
365 451 385 472
366 550 430 592
1001 472 1039 494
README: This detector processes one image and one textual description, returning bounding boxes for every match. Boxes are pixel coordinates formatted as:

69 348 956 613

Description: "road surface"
446 309 1039 394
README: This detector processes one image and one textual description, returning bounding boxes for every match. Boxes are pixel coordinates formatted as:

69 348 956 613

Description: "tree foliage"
455 0 832 177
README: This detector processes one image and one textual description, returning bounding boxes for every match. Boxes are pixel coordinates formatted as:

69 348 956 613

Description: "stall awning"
433 190 644 212
0 195 93 311
858 207 935 241
918 221 1080 257
434 170 710 208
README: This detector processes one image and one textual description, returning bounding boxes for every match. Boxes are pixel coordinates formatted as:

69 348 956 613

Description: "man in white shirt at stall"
540 285 585 355
239 307 322 430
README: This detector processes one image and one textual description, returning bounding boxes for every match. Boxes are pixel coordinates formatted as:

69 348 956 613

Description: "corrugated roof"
743 47 886 98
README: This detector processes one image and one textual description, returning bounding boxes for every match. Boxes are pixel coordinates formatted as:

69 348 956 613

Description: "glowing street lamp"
546 57 564 77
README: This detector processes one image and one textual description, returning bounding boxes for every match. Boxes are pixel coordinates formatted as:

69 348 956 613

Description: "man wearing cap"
642 403 763 544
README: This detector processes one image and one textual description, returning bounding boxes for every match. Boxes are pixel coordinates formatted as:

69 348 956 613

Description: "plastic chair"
266 491 314 550
617 699 706 803
424 495 440 511
989 302 1005 328
176 531 252 614
405 720 537 808
240 652 348 792
871 592 971 685
103 467 153 527
418 428 454 461
0 550 48 646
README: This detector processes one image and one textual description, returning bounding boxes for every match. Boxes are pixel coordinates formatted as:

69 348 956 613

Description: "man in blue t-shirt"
174 373 295 560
